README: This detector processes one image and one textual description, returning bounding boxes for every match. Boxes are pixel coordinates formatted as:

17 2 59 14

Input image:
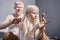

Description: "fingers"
12 18 22 24
39 22 45 28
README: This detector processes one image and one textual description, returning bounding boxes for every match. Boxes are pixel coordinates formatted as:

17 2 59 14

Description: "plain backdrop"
36 0 60 38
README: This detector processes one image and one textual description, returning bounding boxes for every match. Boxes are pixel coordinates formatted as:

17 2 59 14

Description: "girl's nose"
35 15 37 17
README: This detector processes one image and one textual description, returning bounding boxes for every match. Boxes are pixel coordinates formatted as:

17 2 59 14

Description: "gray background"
36 0 60 38
0 0 60 39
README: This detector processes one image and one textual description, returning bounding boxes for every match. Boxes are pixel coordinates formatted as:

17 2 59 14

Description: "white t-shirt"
1 14 23 35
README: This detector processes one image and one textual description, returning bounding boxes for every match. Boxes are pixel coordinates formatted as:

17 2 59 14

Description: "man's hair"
14 0 24 10
14 0 24 5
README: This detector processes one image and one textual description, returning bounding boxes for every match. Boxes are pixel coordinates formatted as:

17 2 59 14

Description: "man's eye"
17 7 20 8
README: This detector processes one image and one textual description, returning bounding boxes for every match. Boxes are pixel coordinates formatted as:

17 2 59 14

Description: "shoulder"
20 14 24 16
6 14 13 17
5 14 14 20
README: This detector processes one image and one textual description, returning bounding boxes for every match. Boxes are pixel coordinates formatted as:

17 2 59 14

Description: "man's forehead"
16 5 24 7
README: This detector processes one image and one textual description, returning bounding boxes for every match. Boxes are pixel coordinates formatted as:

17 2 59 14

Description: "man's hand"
12 18 22 24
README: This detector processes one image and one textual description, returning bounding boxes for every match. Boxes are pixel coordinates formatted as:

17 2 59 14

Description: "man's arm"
0 17 22 29
0 21 12 29
0 15 12 29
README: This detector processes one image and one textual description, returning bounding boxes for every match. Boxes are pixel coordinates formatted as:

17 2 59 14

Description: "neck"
27 16 35 25
31 18 37 25
13 12 20 17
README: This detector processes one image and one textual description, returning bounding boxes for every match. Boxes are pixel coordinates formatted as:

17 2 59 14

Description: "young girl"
23 5 49 40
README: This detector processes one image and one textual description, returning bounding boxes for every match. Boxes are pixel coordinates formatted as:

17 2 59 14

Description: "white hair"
23 5 40 24
26 5 39 14
14 0 24 6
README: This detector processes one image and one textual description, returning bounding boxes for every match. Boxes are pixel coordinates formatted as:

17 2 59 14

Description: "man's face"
29 10 38 20
14 1 24 13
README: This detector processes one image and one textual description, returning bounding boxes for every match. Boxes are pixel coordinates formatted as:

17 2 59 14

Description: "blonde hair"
23 5 39 22
15 0 24 5
24 5 39 19
14 0 24 9
25 5 39 14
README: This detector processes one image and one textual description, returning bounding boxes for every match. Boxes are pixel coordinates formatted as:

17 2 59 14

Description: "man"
0 0 24 40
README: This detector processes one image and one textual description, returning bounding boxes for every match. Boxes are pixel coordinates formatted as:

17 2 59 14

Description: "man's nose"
35 15 37 17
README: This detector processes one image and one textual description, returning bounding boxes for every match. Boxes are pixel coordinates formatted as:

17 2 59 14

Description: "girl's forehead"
28 11 38 15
